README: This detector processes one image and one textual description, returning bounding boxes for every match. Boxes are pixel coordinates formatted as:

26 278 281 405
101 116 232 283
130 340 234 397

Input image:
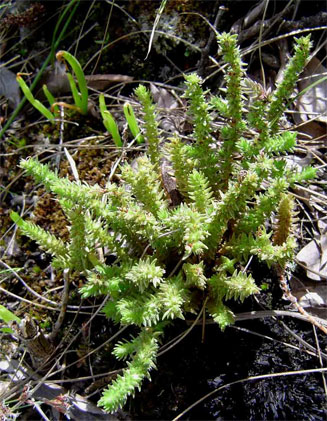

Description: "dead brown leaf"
85 74 133 91
150 84 185 133
296 221 327 281
0 65 21 109
290 277 327 321
297 57 327 124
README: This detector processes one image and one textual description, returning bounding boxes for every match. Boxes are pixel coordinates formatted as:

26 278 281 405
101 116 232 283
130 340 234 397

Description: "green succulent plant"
11 33 314 412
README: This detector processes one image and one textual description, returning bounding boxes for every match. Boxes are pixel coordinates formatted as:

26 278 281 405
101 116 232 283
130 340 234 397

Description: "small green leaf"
10 211 23 227
99 94 122 147
16 74 55 121
123 102 144 143
0 305 21 324
1 327 15 334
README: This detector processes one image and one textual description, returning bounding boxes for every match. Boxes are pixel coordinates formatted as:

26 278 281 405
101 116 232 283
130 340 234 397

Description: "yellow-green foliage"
11 33 314 413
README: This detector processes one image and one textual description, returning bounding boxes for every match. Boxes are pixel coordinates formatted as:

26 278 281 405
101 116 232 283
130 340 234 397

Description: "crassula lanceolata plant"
11 33 314 412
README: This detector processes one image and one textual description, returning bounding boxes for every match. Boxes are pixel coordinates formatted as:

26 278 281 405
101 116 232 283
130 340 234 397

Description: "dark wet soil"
129 301 327 420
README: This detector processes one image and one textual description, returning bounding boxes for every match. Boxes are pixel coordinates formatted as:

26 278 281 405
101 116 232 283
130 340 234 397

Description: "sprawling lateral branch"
11 33 314 412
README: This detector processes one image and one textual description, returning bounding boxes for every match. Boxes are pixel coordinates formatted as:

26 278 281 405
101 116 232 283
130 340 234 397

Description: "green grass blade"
16 75 55 121
0 0 79 139
56 50 88 114
99 94 122 147
123 102 144 144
